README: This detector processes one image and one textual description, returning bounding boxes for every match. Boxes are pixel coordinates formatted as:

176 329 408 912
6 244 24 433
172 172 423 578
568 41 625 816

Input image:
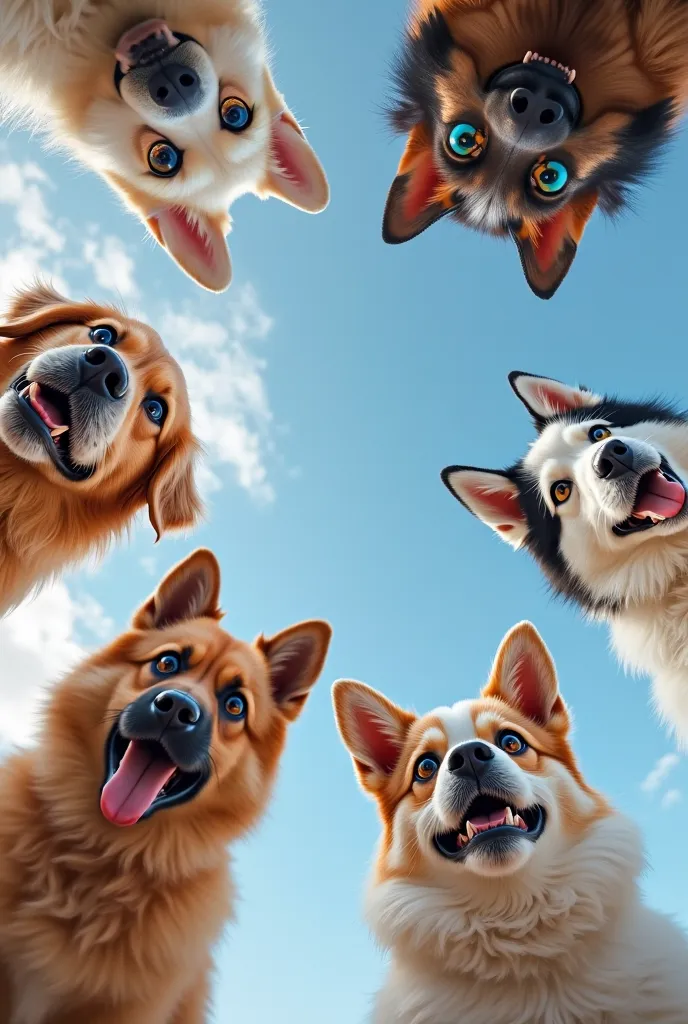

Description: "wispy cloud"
83 233 139 299
661 789 683 810
641 753 680 794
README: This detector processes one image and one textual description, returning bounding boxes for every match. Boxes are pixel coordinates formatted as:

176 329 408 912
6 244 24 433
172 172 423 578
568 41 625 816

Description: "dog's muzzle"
114 25 213 118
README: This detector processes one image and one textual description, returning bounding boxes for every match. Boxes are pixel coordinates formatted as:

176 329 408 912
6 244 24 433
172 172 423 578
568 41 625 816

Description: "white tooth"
50 424 69 438
568 69 576 84
523 50 533 63
505 806 514 825
532 52 539 60
514 814 527 830
466 821 476 840
458 833 468 848
20 385 30 398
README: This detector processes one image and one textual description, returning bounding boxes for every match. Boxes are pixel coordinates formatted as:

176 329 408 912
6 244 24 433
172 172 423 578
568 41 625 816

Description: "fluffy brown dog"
383 0 688 297
0 283 201 614
0 548 332 1022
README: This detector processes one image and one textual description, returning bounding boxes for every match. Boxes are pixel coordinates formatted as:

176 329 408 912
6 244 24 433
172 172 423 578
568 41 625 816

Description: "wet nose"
593 438 635 480
447 741 495 779
152 690 202 730
148 64 202 110
80 346 129 400
509 86 564 131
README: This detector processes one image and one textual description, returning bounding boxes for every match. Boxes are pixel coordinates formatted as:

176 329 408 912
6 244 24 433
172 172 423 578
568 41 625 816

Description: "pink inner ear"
512 652 548 724
356 707 402 775
273 115 308 189
404 155 440 221
469 484 524 523
534 383 585 415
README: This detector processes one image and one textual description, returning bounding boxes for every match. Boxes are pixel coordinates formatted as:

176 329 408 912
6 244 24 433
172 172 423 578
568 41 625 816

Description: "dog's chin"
433 795 546 877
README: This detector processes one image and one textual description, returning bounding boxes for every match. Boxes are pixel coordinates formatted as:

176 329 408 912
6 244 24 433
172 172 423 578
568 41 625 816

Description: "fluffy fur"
383 0 688 298
0 282 201 615
0 548 332 1022
333 622 688 1024
0 1 329 291
442 370 688 742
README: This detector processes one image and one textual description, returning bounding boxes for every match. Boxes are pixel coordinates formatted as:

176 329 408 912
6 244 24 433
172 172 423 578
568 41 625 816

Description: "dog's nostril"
156 86 169 101
179 73 194 88
84 347 108 366
448 752 465 772
511 92 529 115
597 457 613 478
473 744 494 762
612 443 628 456
104 372 122 399
154 694 174 713
540 108 556 124
178 706 199 725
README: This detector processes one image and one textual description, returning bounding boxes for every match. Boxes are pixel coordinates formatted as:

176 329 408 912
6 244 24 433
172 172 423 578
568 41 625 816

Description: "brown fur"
0 284 202 614
0 548 332 1022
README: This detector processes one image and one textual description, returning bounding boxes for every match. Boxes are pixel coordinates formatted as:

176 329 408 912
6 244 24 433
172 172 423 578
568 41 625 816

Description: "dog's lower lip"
10 373 94 483
434 798 545 861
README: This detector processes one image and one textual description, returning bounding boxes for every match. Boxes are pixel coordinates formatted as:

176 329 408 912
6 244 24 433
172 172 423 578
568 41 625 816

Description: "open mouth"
523 50 576 84
434 794 545 861
10 373 93 483
101 724 208 827
613 463 687 536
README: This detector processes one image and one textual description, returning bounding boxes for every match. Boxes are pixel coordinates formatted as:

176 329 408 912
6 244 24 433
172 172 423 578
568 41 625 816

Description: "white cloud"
82 234 139 298
641 753 680 794
0 162 64 252
661 789 683 810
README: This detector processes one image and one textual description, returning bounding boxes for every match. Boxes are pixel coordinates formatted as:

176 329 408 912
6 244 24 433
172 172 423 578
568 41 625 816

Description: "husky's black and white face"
442 372 688 613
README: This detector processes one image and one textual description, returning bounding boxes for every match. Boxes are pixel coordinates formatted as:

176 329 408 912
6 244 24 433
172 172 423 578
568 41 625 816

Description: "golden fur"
0 548 332 1022
0 283 201 614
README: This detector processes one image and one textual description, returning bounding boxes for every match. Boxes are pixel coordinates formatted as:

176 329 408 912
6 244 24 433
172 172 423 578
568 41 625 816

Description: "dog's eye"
143 395 168 426
153 652 181 676
589 425 612 443
414 754 440 783
446 123 486 160
551 480 572 506
531 159 569 195
224 694 247 720
497 730 528 755
147 140 183 177
89 325 117 346
220 97 252 132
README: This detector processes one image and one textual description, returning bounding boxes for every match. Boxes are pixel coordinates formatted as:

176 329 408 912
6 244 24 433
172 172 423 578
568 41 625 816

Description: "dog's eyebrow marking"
434 702 476 747
416 726 445 751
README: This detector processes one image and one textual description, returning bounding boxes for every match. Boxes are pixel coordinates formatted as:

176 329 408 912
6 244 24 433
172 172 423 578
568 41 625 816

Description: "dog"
0 547 332 1022
0 282 201 615
0 1 329 292
383 0 688 298
442 370 688 743
333 621 688 1023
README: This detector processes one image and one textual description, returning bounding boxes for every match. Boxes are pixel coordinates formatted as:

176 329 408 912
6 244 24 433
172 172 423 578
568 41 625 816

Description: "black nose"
593 438 635 480
152 689 202 729
485 63 579 148
508 87 563 130
447 741 495 779
148 64 202 109
80 346 129 400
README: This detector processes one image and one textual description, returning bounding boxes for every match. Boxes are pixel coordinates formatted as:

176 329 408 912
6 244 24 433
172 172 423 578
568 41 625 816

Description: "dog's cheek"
0 395 49 463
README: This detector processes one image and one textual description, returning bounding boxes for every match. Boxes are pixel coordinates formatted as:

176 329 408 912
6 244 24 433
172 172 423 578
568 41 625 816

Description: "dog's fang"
523 51 533 63
50 425 69 438
466 821 476 840
514 814 527 831
505 806 514 826
568 69 576 84
458 833 468 848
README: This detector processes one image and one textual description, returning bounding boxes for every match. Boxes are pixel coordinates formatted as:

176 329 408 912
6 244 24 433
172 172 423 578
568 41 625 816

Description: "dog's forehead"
524 417 603 473
415 700 479 748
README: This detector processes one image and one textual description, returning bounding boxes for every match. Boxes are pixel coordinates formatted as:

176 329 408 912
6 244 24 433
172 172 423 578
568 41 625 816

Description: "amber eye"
153 652 181 677
414 754 440 782
551 480 572 506
497 730 528 755
224 694 247 720
147 140 182 177
588 425 612 443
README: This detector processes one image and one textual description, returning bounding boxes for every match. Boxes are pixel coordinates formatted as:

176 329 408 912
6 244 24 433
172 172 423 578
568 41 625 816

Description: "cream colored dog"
0 1 329 291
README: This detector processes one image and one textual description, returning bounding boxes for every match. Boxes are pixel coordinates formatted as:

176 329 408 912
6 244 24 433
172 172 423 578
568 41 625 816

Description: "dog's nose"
593 438 635 480
80 346 129 400
148 64 202 110
508 86 564 132
152 690 202 729
485 64 579 148
447 741 495 779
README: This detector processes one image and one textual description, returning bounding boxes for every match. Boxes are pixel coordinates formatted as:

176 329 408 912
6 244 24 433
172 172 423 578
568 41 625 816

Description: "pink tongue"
100 740 176 827
633 470 685 520
468 808 507 832
28 383 65 430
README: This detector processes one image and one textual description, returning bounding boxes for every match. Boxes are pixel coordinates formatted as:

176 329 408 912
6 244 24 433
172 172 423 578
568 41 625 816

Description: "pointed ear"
508 370 602 426
132 548 222 630
332 681 416 794
441 466 527 550
383 123 460 243
511 192 598 299
262 111 330 213
147 436 203 541
482 621 568 729
146 208 232 292
257 620 332 721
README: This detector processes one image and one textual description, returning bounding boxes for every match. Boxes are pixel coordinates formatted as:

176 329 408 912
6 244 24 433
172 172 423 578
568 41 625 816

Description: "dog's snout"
509 87 564 128
148 64 202 110
80 346 129 400
593 438 635 480
485 63 579 148
152 689 202 728
447 741 495 778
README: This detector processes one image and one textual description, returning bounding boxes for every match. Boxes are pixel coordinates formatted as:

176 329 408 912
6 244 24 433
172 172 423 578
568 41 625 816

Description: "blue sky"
1 1 688 1021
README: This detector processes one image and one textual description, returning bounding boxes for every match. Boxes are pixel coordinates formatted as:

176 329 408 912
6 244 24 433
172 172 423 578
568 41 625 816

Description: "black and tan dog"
383 0 688 298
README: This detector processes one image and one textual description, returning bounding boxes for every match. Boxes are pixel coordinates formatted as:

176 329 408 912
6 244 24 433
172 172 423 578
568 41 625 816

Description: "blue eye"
221 97 252 132
153 652 180 676
414 754 440 783
224 693 246 719
143 396 167 425
89 325 117 346
147 140 182 177
447 123 486 159
532 160 569 195
497 730 528 755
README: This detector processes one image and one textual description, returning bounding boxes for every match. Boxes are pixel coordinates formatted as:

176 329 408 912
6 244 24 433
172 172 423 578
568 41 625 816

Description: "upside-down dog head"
383 3 680 297
442 371 688 613
333 622 636 975
38 549 331 844
50 4 329 291
0 283 201 541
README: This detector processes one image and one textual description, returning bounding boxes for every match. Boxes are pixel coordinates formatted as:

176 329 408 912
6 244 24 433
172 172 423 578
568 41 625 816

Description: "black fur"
386 9 457 134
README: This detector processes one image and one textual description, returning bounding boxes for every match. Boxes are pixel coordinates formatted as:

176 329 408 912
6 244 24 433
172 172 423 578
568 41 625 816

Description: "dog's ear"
508 371 602 426
0 286 105 338
482 621 568 729
147 436 203 541
511 191 598 300
132 548 222 630
256 620 332 721
332 681 416 794
383 123 461 243
441 466 528 549
147 208 232 293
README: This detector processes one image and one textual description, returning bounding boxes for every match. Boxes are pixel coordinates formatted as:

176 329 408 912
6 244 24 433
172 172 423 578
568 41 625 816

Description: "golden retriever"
0 547 332 1022
0 283 201 614
0 1 330 291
